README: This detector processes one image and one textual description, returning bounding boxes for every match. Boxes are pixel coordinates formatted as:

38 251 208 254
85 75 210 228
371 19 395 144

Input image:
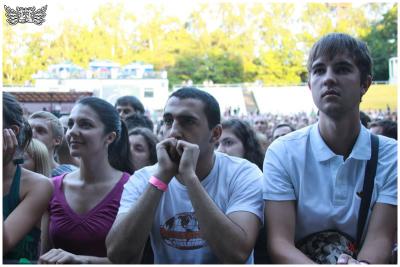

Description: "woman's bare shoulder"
20 168 53 197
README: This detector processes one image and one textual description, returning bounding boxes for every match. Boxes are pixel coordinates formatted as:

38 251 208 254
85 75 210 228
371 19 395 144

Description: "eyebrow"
311 62 325 69
334 61 354 67
163 112 198 121
69 117 95 124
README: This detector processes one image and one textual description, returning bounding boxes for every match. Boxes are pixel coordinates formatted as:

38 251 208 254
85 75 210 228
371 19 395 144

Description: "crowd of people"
3 33 397 264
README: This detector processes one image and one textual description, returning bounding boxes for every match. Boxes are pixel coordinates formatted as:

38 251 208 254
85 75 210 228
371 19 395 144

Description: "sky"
3 0 395 29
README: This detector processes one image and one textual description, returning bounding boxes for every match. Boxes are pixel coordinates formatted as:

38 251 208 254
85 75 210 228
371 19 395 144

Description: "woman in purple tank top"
39 97 134 264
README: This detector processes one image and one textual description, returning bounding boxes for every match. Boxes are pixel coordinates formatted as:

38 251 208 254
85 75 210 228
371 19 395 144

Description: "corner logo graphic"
160 212 206 250
4 5 47 25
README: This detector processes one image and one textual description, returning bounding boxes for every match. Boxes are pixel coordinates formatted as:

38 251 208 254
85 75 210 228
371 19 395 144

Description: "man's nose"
167 121 182 140
323 67 337 87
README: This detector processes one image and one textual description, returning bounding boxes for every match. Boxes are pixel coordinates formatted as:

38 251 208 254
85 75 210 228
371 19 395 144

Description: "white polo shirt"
263 123 397 242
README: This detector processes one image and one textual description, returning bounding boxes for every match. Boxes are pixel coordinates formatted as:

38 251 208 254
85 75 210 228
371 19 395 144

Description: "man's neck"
196 152 216 182
318 112 361 159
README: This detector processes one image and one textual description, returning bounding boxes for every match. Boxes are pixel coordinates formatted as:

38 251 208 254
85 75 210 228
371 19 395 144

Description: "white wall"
252 86 317 114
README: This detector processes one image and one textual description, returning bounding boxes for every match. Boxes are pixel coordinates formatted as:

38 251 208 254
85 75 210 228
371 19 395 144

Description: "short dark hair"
272 123 295 136
128 127 158 167
78 97 134 174
221 119 264 170
169 87 221 129
369 119 397 140
307 33 373 85
115 95 145 114
125 113 154 132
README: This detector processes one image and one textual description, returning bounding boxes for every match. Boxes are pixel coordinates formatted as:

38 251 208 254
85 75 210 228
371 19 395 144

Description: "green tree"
168 52 244 86
363 4 397 81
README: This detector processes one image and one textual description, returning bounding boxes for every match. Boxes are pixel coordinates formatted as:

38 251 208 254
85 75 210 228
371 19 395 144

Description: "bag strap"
356 134 379 247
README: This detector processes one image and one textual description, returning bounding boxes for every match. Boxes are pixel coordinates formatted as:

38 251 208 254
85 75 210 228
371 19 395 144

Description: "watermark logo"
4 5 47 25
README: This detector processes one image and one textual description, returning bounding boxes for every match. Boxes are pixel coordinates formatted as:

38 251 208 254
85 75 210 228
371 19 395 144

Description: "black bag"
295 134 379 264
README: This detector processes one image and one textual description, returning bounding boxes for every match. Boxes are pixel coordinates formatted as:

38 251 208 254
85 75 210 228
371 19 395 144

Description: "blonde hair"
25 139 51 177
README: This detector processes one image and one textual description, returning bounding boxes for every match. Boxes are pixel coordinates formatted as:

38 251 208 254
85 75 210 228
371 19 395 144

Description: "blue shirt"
51 164 77 177
263 123 397 241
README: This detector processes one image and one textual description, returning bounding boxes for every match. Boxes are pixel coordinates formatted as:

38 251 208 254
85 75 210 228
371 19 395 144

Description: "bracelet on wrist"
149 176 168 192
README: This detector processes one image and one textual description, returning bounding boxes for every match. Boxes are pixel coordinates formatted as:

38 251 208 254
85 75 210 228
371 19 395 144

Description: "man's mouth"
69 141 83 145
322 90 340 98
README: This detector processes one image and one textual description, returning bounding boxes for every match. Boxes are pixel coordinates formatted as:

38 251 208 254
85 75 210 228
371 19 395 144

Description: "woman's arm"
39 249 111 264
3 174 53 253
40 211 53 255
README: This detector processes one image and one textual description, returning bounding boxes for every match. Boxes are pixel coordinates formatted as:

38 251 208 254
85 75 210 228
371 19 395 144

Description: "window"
144 88 154 98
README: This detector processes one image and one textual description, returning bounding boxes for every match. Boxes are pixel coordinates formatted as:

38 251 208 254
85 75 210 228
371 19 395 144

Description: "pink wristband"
149 176 168 192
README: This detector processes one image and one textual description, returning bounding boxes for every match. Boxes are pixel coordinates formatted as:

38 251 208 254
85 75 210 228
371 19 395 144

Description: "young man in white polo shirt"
106 87 264 264
263 33 397 264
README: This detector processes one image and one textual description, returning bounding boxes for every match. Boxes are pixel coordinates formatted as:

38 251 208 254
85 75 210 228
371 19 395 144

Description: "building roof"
12 91 93 103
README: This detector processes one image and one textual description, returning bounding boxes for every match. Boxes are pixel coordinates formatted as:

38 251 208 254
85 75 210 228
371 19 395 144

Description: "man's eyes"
35 127 46 134
313 65 352 75
164 119 173 126
182 118 195 125
313 68 325 75
336 66 351 74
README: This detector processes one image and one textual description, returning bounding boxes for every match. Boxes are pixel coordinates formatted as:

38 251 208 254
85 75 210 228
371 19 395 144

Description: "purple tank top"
48 172 130 257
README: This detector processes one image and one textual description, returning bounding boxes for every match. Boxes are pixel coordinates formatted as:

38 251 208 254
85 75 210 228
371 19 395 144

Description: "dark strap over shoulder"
356 134 379 247
3 164 21 218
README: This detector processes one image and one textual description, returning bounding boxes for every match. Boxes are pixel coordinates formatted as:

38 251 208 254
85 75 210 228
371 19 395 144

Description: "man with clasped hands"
106 87 264 264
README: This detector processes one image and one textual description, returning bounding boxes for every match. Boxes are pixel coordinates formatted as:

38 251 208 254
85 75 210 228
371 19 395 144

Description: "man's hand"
3 128 18 165
337 254 369 264
176 140 200 181
154 138 179 183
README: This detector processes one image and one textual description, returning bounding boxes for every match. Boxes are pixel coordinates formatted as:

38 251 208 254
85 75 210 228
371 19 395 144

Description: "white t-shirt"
119 152 264 264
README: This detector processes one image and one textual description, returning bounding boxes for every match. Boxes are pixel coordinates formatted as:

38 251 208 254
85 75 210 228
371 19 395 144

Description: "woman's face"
129 134 151 171
66 104 113 158
217 128 245 158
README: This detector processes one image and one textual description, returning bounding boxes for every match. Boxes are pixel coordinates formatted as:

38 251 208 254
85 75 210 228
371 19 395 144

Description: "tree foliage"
363 4 397 81
3 2 397 87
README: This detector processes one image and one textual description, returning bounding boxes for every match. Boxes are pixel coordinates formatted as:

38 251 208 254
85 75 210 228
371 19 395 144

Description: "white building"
173 84 317 115
32 61 169 112
389 57 398 84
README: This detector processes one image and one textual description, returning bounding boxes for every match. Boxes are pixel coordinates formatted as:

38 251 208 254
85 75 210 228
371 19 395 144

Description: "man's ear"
210 124 222 143
53 136 62 147
360 75 372 102
308 81 311 91
361 75 372 96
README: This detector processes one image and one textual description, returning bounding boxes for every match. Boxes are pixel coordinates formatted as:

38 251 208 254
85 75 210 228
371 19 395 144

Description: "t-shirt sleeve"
225 163 264 223
376 139 397 205
262 141 296 201
118 169 150 215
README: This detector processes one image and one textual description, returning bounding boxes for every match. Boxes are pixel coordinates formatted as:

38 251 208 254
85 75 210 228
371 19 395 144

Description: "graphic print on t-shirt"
160 212 206 250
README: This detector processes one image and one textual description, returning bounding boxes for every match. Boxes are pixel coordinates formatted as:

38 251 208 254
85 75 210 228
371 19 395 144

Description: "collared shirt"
263 122 397 242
